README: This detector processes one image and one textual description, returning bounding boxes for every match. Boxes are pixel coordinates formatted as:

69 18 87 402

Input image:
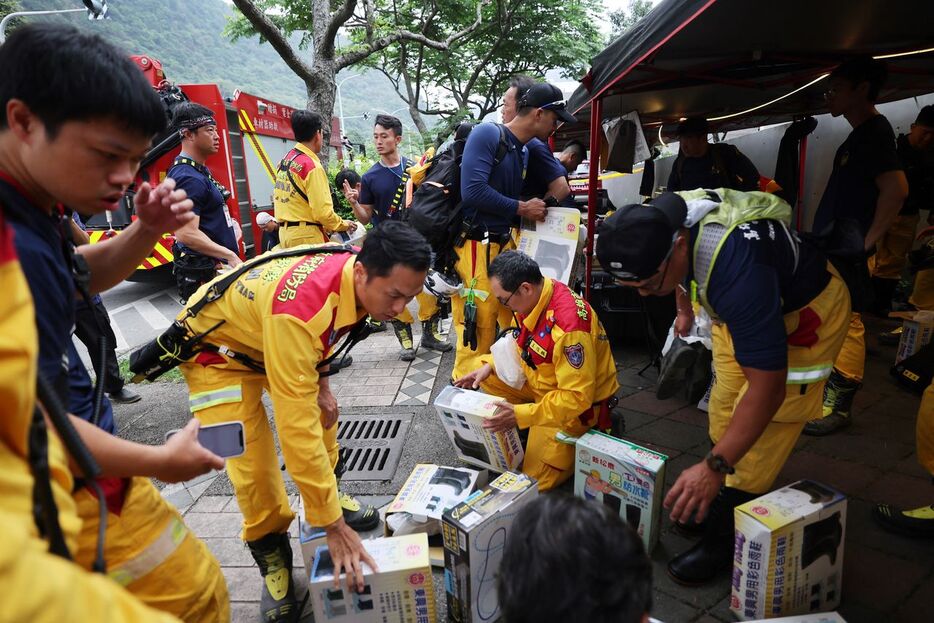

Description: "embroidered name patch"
565 343 584 368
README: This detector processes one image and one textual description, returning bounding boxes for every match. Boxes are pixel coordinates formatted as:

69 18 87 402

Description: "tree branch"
325 0 358 58
230 0 313 82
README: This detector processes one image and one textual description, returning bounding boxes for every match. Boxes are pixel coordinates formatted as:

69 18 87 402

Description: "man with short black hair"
558 140 587 176
275 110 356 248
805 57 909 435
344 114 451 360
455 251 618 490
178 221 430 620
498 494 653 623
666 117 760 192
169 102 243 303
453 82 574 379
596 190 850 585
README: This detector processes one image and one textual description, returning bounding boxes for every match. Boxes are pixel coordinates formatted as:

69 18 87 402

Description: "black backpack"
407 122 509 261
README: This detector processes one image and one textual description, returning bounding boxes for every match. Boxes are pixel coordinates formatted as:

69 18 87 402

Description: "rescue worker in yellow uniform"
454 82 575 379
873 379 934 537
274 109 356 248
597 190 851 585
177 222 430 621
804 58 908 435
0 24 228 621
455 251 618 490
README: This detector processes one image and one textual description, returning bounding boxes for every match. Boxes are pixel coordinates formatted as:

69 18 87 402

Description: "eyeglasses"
539 99 567 111
497 287 520 307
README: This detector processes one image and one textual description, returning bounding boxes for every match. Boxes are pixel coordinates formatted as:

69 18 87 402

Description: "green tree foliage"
369 0 603 143
609 0 653 39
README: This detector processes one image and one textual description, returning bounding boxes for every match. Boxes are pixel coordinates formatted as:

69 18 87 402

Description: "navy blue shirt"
461 123 528 234
168 161 238 258
2 180 75 392
697 219 830 370
812 114 901 236
359 157 412 225
521 138 566 200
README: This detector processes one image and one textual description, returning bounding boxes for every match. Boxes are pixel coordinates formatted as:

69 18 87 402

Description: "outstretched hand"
134 178 195 234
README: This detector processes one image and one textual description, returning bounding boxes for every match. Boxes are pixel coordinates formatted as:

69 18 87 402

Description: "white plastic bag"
491 332 526 389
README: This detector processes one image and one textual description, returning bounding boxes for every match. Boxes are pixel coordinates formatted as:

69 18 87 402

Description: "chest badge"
564 343 585 369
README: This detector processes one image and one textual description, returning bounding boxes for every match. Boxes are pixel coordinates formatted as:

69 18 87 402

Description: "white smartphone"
165 421 245 458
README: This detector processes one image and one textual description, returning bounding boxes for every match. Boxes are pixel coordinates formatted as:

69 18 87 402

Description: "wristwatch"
705 451 736 475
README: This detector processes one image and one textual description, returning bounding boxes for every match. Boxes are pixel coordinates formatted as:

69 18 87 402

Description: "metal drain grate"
336 413 413 481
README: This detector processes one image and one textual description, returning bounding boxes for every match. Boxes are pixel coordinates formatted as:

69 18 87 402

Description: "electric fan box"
732 480 847 621
573 430 668 553
441 471 538 623
433 385 524 472
745 612 847 623
307 533 436 623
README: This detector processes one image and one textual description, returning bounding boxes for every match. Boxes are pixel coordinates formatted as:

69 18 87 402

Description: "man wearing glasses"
453 82 575 380
454 251 619 490
596 191 850 585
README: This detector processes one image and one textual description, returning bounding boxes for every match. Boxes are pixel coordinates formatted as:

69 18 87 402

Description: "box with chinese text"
434 385 524 472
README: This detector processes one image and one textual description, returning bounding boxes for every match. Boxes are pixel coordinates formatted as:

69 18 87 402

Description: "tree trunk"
305 62 337 167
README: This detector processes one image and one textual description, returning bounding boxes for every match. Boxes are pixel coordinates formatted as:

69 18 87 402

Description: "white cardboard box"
441 472 538 623
433 386 524 472
732 480 847 621
386 464 482 522
745 612 847 623
307 533 436 623
574 430 668 553
893 310 934 363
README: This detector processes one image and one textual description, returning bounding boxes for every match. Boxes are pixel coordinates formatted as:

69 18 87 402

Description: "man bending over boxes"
454 251 619 490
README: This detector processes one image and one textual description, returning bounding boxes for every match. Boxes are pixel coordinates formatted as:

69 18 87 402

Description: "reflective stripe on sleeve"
108 518 188 587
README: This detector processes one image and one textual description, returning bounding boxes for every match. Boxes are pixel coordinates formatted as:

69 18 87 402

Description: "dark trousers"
73 298 124 393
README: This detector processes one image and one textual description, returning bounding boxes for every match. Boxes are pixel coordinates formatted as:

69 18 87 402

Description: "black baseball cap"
595 193 688 281
677 117 709 136
517 83 577 124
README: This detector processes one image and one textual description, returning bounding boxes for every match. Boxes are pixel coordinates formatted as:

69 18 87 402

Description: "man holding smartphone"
177 222 430 621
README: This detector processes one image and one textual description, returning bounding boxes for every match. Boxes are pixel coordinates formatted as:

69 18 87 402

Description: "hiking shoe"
246 533 297 622
391 320 417 361
329 355 353 372
656 338 698 400
339 491 380 532
873 503 934 538
420 315 452 353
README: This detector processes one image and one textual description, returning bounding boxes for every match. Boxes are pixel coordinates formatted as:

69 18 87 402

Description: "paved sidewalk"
145 315 934 622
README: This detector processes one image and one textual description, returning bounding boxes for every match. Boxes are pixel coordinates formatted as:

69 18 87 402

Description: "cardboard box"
891 310 934 363
386 464 483 523
745 613 846 623
433 386 524 472
732 480 847 621
574 430 668 553
307 533 436 623
441 472 538 622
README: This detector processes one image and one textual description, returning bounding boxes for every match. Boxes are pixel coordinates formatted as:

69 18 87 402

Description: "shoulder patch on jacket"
564 343 585 369
289 152 316 180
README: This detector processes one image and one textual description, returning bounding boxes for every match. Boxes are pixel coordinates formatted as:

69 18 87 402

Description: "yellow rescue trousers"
452 237 516 380
479 374 589 491
73 477 229 623
181 360 339 541
917 382 934 476
278 222 328 248
830 313 866 383
709 271 850 493
869 213 920 280
911 268 934 311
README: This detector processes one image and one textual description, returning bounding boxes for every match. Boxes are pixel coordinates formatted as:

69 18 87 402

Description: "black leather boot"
246 532 298 622
667 487 756 586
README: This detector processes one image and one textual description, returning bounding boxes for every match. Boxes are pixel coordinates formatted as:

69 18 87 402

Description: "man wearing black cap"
666 117 760 192
452 81 576 380
169 102 243 302
596 189 850 585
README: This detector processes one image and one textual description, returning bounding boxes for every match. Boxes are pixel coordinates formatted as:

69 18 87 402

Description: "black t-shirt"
897 133 934 216
667 144 760 192
812 114 902 236
693 219 830 370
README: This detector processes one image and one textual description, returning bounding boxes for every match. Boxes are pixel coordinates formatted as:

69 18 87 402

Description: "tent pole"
585 98 602 302
796 135 808 231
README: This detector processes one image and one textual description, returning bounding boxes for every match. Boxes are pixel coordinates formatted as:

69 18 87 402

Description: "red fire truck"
84 55 343 279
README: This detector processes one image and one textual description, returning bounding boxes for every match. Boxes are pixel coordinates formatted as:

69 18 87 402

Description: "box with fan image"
308 533 436 623
441 471 538 623
732 480 847 621
433 385 524 472
573 430 668 553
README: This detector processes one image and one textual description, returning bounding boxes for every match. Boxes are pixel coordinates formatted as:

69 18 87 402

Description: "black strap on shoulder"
173 156 231 200
493 123 510 166
278 149 309 203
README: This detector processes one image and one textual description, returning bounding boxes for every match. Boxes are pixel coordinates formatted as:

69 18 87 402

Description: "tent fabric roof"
560 0 934 145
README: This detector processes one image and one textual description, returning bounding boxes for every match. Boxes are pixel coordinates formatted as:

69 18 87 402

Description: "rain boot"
391 320 417 361
420 313 452 353
667 487 756 586
803 370 860 436
247 532 297 622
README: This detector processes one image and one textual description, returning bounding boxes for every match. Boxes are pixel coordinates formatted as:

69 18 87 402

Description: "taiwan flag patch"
564 343 584 369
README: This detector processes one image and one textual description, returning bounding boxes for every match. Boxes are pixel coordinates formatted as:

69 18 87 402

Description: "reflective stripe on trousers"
108 518 188 587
